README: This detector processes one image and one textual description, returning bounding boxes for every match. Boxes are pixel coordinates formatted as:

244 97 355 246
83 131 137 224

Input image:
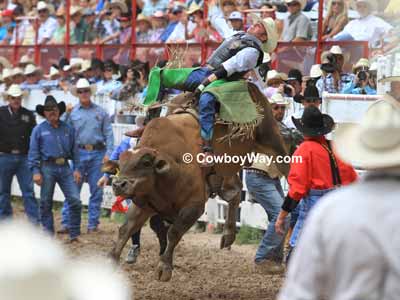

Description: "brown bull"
108 83 288 281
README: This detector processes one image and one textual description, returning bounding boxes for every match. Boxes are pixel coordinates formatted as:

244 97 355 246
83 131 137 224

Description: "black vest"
207 32 264 79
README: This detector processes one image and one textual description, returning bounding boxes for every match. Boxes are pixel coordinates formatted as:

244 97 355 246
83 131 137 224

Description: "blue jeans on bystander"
0 154 39 224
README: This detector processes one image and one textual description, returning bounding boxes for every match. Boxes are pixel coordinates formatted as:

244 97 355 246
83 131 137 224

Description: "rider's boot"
200 139 215 168
124 126 145 138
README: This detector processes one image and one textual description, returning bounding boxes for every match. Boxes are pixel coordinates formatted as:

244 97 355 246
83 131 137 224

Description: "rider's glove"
194 78 211 98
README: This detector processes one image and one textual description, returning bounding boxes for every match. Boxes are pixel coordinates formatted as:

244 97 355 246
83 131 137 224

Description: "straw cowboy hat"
355 0 377 12
70 6 82 16
293 106 335 137
45 66 60 79
0 56 11 68
334 100 400 169
269 93 290 105
36 95 66 117
71 78 96 97
352 58 370 73
249 14 278 53
380 58 400 83
284 0 307 10
109 0 128 13
266 70 288 85
187 2 202 15
0 221 132 300
136 14 151 25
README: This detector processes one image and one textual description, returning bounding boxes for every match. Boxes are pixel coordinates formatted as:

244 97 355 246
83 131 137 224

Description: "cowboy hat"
284 0 307 10
352 58 370 73
269 92 290 105
249 14 278 53
19 55 33 66
70 6 82 16
334 99 400 169
44 66 60 79
78 60 92 73
0 56 11 68
63 58 83 71
187 2 202 15
355 0 377 12
109 0 128 13
2 68 13 80
293 106 334 136
379 58 400 83
12 67 24 77
24 64 39 75
36 95 66 117
136 14 151 25
310 64 322 79
5 84 25 97
266 70 288 85
71 78 96 97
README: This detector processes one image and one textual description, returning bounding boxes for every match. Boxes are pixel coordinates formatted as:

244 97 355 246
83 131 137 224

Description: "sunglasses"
77 89 90 94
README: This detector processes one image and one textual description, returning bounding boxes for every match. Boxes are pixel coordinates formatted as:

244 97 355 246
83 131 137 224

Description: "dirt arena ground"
17 205 284 300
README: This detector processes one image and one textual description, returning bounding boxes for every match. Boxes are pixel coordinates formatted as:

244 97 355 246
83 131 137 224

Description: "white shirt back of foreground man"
278 99 400 300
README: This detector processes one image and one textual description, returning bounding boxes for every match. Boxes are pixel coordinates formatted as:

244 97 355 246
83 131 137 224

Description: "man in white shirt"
333 0 393 47
37 1 58 44
278 100 400 300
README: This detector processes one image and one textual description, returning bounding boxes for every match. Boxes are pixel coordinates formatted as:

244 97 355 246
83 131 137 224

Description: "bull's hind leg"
109 204 154 262
157 204 204 282
219 175 242 249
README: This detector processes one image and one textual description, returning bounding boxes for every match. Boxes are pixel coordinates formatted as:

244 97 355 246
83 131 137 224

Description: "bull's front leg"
219 175 242 249
157 204 204 282
109 204 154 262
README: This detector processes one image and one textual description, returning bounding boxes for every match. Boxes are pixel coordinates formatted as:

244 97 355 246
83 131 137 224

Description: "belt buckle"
84 144 94 151
11 150 20 154
55 158 65 165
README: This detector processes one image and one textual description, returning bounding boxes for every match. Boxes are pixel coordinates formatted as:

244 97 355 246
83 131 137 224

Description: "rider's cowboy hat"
36 95 66 117
292 106 334 136
108 0 128 13
71 78 96 97
284 0 307 10
334 100 400 169
249 14 278 53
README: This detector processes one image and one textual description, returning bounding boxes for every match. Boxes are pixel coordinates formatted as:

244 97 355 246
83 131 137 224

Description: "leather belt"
78 144 105 151
45 157 67 165
245 168 276 179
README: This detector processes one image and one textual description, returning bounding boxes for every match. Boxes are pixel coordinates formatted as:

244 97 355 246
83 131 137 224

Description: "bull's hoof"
220 233 236 249
156 262 173 282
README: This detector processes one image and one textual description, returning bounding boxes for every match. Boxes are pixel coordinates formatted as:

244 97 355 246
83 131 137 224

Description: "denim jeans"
184 67 217 141
61 149 105 230
0 154 39 224
289 188 333 248
246 171 288 263
40 163 81 239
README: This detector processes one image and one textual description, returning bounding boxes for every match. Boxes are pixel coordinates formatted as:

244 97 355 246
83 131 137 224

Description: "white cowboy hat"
37 1 48 11
352 58 370 73
187 2 202 15
329 45 343 55
355 0 377 12
24 64 39 75
5 84 25 97
44 66 60 79
284 0 307 10
71 78 96 97
310 64 322 78
380 58 400 83
0 56 11 68
2 68 13 80
266 70 288 85
109 0 128 13
334 100 400 169
79 60 92 73
12 67 24 77
19 55 34 65
63 58 83 71
269 92 290 105
70 6 82 16
249 14 278 53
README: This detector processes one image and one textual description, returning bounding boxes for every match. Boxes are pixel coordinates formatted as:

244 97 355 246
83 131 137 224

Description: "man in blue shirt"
28 96 82 242
61 78 114 233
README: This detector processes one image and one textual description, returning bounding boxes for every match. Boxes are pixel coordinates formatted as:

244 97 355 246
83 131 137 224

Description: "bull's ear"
154 158 170 174
101 160 120 175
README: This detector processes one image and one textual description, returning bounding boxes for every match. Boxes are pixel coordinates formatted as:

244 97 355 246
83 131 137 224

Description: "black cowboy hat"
292 106 334 137
36 95 66 117
303 85 321 101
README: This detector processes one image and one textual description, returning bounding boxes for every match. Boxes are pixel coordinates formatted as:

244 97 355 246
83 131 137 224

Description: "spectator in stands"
12 67 25 84
51 6 77 44
99 3 122 44
112 61 145 101
60 78 113 234
220 0 237 18
149 10 167 42
90 58 104 83
321 0 348 41
159 5 182 42
11 5 30 45
112 14 133 63
275 106 357 259
166 4 191 42
83 8 100 43
287 69 303 96
108 0 128 18
278 101 400 300
0 10 15 44
136 14 153 42
139 0 169 17
342 58 376 95
281 0 312 42
333 0 393 47
28 96 82 242
0 84 39 224
228 11 244 31
42 65 61 90
1 68 13 90
36 1 58 44
18 55 34 69
71 6 88 44
96 59 122 95
316 45 354 94
246 93 291 275
20 64 44 90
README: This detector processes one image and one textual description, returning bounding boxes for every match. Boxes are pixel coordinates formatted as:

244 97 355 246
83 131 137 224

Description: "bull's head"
109 148 170 198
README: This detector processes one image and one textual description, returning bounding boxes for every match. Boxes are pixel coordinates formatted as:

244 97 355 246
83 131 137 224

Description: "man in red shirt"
275 106 357 253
